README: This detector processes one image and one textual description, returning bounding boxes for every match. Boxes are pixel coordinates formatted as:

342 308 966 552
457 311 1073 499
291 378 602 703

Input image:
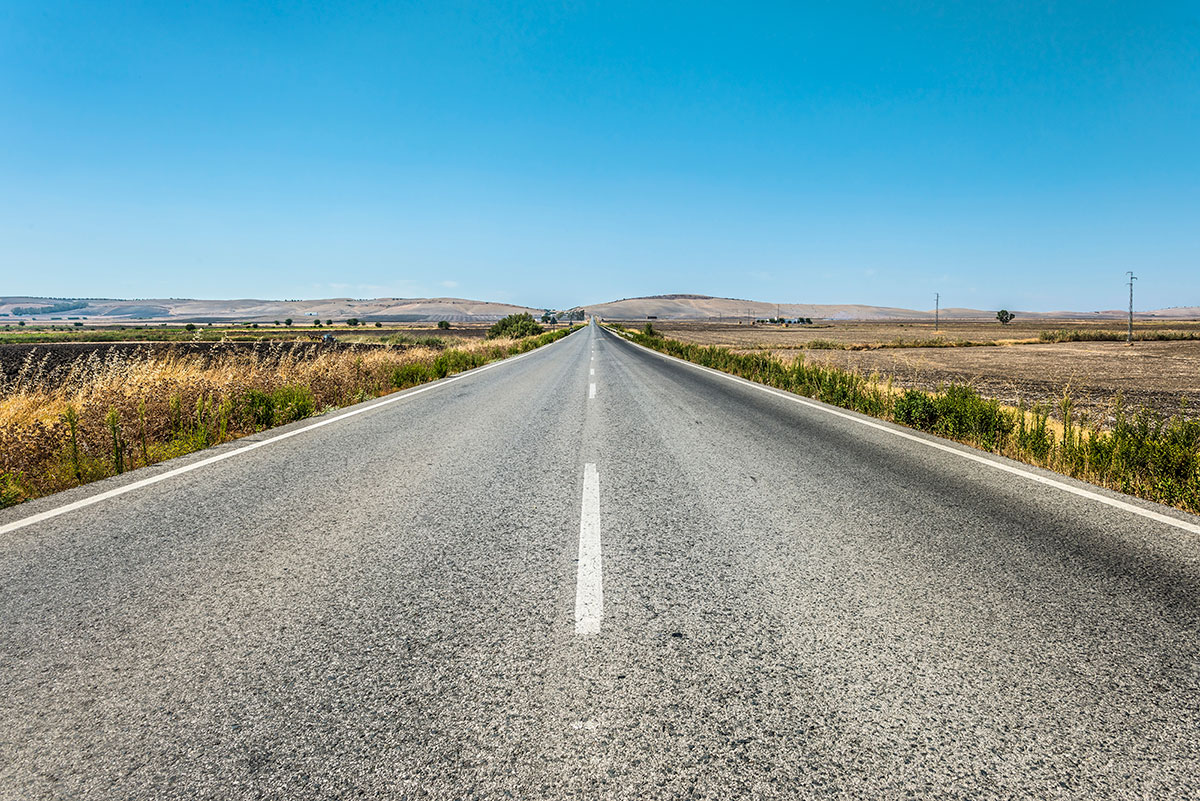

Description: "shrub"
391 362 431 388
437 320 451 330
893 390 939 429
488 313 543 339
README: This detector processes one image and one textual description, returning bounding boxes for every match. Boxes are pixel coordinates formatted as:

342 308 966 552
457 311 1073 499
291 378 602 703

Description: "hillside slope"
577 295 1196 321
0 297 539 323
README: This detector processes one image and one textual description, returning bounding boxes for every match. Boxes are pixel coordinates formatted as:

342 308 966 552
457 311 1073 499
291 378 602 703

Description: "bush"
893 390 939 429
391 362 431 388
642 322 658 337
437 320 451 330
488 313 543 339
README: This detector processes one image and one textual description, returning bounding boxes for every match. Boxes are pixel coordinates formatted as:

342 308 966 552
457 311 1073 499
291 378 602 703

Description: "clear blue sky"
2 1 1197 311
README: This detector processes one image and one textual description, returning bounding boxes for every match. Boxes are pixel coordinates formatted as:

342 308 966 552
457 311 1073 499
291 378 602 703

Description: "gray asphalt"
2 321 1199 799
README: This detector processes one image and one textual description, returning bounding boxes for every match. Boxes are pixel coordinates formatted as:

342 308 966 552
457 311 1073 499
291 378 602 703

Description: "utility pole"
934 292 939 332
1126 271 1137 343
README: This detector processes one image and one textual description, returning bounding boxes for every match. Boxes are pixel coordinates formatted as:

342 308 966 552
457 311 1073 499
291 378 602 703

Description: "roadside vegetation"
1038 328 1200 343
613 325 1200 514
0 327 578 508
795 337 1005 350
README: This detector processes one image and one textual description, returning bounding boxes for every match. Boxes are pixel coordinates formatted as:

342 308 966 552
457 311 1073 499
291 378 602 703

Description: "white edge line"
0 329 583 536
606 328 1200 537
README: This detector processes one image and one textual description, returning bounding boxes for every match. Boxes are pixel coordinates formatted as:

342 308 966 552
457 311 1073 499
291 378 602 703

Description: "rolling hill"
0 297 539 323
574 295 1199 321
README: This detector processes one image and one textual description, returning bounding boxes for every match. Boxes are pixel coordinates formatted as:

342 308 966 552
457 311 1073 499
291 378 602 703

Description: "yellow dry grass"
0 333 553 507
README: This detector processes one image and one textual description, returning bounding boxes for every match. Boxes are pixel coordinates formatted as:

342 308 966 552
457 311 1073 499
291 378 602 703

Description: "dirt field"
654 321 1200 422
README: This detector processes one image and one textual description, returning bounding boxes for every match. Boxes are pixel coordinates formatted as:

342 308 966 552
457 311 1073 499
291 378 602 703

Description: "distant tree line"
756 317 814 325
12 301 88 316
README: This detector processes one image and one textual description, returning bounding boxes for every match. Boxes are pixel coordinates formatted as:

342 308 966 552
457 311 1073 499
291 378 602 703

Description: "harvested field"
655 321 1200 423
651 319 1200 348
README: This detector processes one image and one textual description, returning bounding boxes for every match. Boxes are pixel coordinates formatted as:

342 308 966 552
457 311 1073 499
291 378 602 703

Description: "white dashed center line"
574 463 603 635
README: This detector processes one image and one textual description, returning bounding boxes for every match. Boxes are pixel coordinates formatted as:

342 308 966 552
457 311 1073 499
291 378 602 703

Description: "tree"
996 309 1015 325
487 313 543 339
374 321 382 327
284 318 293 327
274 320 281 326
314 319 322 327
184 323 196 331
326 319 332 326
437 320 451 330
346 318 360 326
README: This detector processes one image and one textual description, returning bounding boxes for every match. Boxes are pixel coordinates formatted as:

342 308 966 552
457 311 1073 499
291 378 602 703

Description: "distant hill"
576 295 1200 321
3 293 1196 324
0 297 539 323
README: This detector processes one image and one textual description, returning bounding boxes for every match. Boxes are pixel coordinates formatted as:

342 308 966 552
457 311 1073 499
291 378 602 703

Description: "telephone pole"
1126 271 1137 343
934 292 939 332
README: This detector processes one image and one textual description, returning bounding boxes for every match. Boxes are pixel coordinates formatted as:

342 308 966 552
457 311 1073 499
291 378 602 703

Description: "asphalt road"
2 321 1199 799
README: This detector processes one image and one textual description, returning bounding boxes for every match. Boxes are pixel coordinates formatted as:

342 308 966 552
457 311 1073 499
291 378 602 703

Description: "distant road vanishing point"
2 321 1198 798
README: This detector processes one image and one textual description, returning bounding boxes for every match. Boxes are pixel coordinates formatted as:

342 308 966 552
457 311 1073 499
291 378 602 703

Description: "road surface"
2 321 1198 799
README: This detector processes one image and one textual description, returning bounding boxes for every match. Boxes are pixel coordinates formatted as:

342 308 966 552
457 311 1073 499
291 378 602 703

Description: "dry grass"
0 331 573 507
